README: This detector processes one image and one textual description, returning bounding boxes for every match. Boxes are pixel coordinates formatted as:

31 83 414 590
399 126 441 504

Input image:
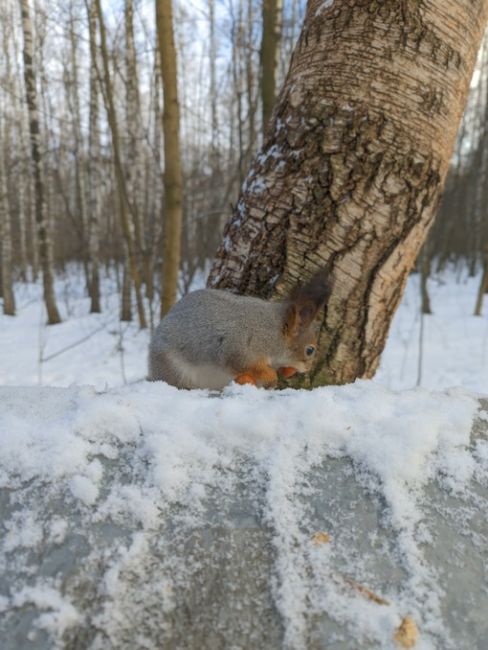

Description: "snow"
0 265 488 647
0 270 148 388
11 584 81 637
377 271 488 394
0 379 486 648
0 265 486 393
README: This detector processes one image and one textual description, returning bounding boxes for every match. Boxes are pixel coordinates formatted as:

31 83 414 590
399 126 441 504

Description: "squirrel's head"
282 271 330 374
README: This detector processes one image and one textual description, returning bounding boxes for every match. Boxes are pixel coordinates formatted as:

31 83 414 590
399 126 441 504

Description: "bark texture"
86 0 101 313
261 0 283 131
19 0 61 325
0 130 15 316
156 0 183 316
95 0 147 329
209 0 488 385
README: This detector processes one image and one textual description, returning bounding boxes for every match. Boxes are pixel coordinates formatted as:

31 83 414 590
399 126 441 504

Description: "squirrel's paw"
234 373 257 386
279 366 297 379
234 364 278 388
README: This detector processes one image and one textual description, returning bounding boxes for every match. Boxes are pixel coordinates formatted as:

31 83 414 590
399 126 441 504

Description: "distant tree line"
0 0 299 327
0 0 487 332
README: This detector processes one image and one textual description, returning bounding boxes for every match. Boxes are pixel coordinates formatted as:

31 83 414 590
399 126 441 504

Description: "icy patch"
0 381 485 648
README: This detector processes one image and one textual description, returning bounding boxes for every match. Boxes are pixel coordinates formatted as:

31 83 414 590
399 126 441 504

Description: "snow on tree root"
0 382 487 649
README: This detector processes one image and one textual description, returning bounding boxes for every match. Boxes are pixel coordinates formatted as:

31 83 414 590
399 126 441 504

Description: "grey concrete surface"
1 393 487 650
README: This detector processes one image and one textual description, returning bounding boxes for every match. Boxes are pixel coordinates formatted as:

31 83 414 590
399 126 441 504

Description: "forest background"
0 0 487 390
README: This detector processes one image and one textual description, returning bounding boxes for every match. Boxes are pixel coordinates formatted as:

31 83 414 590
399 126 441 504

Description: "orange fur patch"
235 361 278 387
234 373 257 386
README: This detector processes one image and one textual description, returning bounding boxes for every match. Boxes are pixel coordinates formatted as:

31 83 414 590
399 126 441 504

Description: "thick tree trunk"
209 0 488 386
156 0 183 317
19 0 61 325
261 0 282 132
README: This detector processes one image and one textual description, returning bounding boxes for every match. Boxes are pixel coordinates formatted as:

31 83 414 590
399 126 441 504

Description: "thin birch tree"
156 0 183 316
85 0 102 313
19 0 61 324
0 121 16 316
261 0 282 132
94 0 147 328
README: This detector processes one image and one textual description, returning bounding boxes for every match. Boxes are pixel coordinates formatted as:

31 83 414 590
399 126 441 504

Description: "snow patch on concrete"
0 381 484 648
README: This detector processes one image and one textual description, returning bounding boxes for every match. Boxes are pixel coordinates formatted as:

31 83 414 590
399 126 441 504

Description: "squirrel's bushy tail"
288 269 331 311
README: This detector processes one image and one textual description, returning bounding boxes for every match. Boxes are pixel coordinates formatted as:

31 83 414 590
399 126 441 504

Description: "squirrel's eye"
305 345 316 357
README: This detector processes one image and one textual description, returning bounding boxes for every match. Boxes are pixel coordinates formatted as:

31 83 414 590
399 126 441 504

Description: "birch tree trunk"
9 17 28 283
156 0 183 316
261 0 282 132
15 118 29 283
144 62 163 329
67 6 90 292
209 0 488 386
85 0 101 313
95 0 147 329
231 3 246 186
125 0 144 272
0 125 16 316
474 244 488 316
473 47 488 316
19 0 61 325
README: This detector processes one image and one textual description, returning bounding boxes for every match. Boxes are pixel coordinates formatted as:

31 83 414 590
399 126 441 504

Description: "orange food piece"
394 616 419 647
311 531 331 545
279 366 297 378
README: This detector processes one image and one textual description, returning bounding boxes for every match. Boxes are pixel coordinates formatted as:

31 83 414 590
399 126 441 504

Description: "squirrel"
148 271 330 390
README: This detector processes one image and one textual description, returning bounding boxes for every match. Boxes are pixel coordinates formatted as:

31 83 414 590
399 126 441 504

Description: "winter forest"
2 2 488 649
0 0 488 391
0 0 306 324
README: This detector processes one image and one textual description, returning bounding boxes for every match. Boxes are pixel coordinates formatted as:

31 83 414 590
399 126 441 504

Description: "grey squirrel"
148 271 330 390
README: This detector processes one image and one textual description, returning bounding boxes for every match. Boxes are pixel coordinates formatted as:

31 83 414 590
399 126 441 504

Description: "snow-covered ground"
0 266 486 395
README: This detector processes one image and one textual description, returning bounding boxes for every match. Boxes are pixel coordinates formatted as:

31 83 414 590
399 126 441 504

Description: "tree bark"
125 0 149 293
121 253 132 321
9 18 28 283
67 5 91 292
261 0 283 132
156 0 183 317
19 0 61 325
85 0 102 313
474 244 488 316
0 126 16 316
94 0 147 329
420 245 432 315
208 0 488 386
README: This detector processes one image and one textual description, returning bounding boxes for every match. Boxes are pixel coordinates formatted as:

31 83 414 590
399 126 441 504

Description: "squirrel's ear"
284 270 331 337
284 301 318 337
